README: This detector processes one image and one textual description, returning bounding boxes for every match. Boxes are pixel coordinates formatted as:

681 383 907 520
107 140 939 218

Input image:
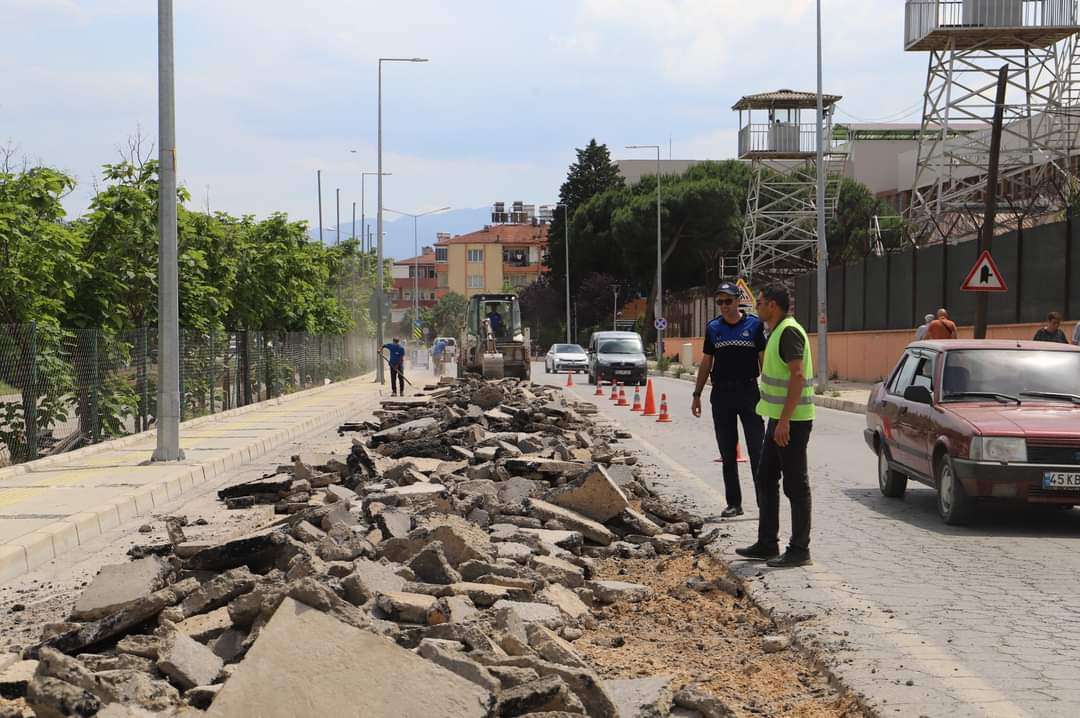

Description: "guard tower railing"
737 123 820 158
905 0 1076 50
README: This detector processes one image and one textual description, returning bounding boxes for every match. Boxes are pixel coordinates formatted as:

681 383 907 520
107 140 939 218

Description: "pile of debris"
2 377 720 718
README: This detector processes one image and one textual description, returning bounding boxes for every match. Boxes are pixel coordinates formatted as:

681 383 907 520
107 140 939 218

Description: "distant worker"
691 282 767 519
926 308 958 340
486 307 504 337
1033 312 1068 343
915 313 935 341
381 337 406 397
736 284 815 568
432 337 448 375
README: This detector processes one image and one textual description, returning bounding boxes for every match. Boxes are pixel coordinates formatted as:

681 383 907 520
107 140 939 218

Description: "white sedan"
545 343 589 374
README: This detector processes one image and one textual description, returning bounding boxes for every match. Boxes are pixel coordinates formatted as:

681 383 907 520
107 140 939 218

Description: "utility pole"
611 285 619 331
352 201 356 242
317 170 324 245
153 0 182 461
974 65 1009 339
814 0 829 391
556 203 571 344
335 188 341 246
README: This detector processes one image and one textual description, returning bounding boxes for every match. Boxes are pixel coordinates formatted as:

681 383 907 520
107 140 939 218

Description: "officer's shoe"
734 543 780 561
721 506 744 518
766 550 813 568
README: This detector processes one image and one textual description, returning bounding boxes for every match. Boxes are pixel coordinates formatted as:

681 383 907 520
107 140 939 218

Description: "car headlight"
970 436 1027 463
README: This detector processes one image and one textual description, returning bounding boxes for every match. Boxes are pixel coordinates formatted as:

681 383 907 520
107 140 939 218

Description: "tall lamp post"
377 57 427 384
814 0 829 391
626 145 663 359
385 206 451 337
153 0 182 461
348 151 392 262
555 204 571 344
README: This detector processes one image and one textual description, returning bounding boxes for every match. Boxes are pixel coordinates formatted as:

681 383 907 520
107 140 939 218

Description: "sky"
2 0 928 257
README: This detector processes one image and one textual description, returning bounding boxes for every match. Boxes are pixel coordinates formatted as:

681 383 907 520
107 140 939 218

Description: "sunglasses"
717 297 736 305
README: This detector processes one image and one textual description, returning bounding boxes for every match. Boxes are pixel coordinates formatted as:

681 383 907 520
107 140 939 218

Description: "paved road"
536 363 1080 718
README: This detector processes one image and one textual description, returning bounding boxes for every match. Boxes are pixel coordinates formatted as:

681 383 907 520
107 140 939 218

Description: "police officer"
736 284 815 568
691 282 767 518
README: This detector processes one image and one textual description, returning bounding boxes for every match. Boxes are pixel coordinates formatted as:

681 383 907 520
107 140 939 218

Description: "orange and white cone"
565 370 575 387
642 379 657 416
656 393 672 422
594 379 605 396
609 381 620 401
617 385 629 407
630 385 643 412
736 442 749 463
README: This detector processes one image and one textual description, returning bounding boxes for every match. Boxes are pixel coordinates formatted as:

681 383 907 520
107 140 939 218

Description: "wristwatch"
692 390 702 398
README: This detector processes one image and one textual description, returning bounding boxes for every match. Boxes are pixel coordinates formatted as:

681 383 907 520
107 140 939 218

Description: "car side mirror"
903 385 933 405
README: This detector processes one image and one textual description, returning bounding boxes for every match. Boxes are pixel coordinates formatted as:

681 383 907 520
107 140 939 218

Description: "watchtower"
734 89 847 282
905 0 1080 241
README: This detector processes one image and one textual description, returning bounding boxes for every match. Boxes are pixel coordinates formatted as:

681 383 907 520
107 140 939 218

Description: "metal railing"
905 0 1076 48
0 325 372 466
738 123 822 156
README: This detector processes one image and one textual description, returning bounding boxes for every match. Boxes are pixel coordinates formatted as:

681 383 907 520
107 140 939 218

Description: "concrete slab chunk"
70 556 170 621
545 465 630 522
606 676 674 718
527 500 614 546
156 631 223 690
205 597 490 718
588 580 651 604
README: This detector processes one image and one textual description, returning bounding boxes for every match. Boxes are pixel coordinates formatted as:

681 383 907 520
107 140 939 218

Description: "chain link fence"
0 324 372 466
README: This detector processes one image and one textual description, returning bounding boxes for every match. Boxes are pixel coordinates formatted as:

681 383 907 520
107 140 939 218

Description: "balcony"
738 123 822 159
904 0 1077 51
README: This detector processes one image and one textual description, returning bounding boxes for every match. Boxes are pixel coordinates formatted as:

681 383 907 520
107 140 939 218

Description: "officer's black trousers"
709 381 764 509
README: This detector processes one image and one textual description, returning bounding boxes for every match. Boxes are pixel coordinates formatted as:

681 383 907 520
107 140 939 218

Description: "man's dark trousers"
710 379 764 509
389 363 405 394
754 418 813 553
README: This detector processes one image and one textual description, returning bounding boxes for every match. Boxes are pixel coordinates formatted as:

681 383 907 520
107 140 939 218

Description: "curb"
0 374 377 584
646 370 868 416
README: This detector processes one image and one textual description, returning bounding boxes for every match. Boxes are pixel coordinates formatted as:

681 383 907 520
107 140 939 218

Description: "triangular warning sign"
961 250 1008 293
736 278 756 309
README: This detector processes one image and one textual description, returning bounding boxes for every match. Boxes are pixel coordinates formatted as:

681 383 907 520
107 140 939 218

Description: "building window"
438 273 448 288
435 247 448 263
467 274 483 289
503 248 529 266
467 248 483 263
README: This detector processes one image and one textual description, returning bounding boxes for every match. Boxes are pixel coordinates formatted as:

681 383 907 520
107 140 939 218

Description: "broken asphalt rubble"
6 376 717 717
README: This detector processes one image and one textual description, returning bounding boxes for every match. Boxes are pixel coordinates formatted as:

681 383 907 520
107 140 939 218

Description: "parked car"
587 331 647 385
545 343 588 374
865 340 1080 524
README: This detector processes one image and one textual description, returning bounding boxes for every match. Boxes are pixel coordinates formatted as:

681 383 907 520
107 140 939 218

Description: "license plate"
614 370 631 376
1042 472 1080 490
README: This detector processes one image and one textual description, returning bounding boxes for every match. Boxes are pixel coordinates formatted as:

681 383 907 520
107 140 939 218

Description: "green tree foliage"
430 292 468 337
546 139 625 293
517 279 562 348
826 177 904 263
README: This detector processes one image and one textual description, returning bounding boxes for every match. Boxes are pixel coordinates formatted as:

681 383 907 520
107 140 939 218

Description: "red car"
865 340 1080 524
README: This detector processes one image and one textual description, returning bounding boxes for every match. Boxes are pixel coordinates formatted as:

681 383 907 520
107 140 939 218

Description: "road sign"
654 318 668 331
413 320 423 339
735 278 756 308
961 250 1008 292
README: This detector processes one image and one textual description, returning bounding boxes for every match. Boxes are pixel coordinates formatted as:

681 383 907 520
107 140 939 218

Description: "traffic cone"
609 381 620 401
617 385 629 407
642 379 657 416
565 370 575 387
736 442 748 463
594 379 605 396
656 393 672 422
630 385 643 412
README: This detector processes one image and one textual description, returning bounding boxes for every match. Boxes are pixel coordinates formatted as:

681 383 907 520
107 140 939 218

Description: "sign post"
736 279 756 313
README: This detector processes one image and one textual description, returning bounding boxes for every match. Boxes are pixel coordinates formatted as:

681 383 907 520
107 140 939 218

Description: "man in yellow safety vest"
735 284 815 568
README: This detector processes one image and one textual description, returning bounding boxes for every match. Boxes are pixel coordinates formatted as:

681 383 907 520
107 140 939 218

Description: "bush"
656 355 672 373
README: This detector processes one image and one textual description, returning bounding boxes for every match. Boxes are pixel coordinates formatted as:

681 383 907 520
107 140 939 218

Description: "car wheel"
936 454 974 525
877 445 907 498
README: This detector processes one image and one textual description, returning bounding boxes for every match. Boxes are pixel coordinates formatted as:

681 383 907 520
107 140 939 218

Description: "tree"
430 292 468 337
517 279 562 348
546 139 625 293
826 177 904 263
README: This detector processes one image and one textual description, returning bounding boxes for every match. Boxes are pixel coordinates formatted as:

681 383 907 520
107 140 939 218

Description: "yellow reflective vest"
756 315 815 421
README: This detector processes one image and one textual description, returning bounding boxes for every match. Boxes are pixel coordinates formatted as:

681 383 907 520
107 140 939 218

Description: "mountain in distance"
309 206 492 261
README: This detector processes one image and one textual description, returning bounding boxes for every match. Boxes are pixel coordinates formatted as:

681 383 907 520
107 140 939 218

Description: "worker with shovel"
381 337 407 396
691 282 767 518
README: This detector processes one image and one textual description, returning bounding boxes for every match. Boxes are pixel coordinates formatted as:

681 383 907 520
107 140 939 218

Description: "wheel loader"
458 293 531 380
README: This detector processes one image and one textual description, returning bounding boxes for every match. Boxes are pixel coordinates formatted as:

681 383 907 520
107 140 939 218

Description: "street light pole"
814 0 829 391
351 202 356 242
626 145 663 359
386 206 451 340
556 204 571 344
611 285 619 331
377 57 428 384
335 188 341 246
153 0 182 461
358 170 392 268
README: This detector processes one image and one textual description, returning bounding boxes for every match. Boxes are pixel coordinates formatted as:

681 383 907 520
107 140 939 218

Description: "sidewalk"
0 374 381 584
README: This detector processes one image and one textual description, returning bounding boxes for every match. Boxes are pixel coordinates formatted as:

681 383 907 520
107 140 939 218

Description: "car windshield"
599 339 642 354
554 344 584 354
942 350 1080 400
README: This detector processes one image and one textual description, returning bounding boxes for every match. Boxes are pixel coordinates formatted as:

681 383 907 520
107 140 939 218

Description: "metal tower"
735 89 847 282
905 0 1080 242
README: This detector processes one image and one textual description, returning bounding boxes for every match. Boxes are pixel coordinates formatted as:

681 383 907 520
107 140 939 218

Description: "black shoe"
766 550 813 568
721 506 744 518
734 543 780 561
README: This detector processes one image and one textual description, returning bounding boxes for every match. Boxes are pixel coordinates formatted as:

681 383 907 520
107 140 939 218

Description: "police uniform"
700 291 767 514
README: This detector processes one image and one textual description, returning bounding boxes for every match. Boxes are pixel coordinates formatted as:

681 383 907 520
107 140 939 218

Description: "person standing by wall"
381 337 406 396
926 308 958 340
736 284 815 568
915 313 935 340
1033 312 1068 343
691 283 768 518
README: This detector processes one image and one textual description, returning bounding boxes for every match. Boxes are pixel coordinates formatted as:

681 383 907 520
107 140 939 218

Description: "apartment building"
390 247 438 323
435 203 549 298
